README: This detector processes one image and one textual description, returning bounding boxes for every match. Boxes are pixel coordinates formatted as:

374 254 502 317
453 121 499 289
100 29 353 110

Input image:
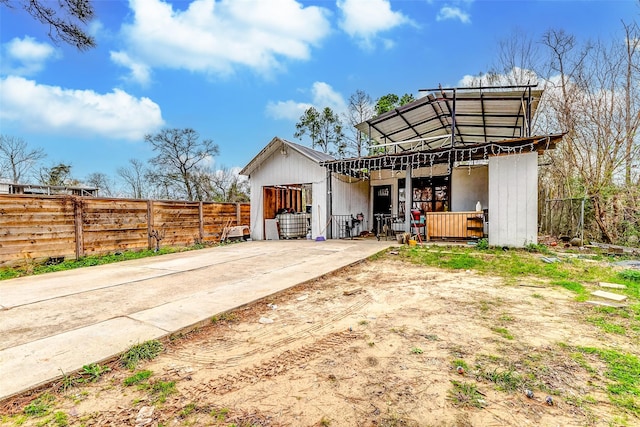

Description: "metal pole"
405 167 412 234
580 198 585 246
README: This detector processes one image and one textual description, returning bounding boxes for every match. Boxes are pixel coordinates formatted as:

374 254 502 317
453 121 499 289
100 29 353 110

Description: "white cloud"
337 0 411 50
1 36 58 76
266 81 347 121
110 51 151 86
114 0 331 84
458 67 538 87
0 76 164 140
436 6 471 24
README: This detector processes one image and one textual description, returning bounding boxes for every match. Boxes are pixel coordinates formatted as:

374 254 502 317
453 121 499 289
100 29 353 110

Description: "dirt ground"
1 251 637 426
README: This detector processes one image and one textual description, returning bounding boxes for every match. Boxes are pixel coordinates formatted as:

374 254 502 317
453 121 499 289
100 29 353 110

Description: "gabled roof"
240 137 334 176
356 85 543 152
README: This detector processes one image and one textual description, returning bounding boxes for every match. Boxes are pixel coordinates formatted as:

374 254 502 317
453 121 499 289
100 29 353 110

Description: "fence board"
0 194 250 267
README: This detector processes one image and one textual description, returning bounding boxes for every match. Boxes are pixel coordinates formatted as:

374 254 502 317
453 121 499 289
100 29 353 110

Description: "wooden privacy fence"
0 194 250 267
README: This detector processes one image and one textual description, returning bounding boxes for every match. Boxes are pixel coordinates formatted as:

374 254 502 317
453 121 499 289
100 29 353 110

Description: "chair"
410 210 426 242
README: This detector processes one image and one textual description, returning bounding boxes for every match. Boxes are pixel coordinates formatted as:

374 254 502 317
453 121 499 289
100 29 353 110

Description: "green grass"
586 316 627 335
0 244 211 281
399 245 619 285
577 347 640 415
23 393 55 417
149 380 176 404
491 327 514 340
53 411 68 427
123 370 153 386
120 340 163 370
410 347 423 354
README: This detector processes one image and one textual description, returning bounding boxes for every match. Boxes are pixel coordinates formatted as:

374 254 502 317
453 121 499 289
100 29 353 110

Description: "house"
0 182 99 197
239 137 369 241
243 85 563 247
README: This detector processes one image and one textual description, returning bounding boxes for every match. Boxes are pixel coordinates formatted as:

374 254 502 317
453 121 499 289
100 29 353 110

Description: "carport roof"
356 85 543 152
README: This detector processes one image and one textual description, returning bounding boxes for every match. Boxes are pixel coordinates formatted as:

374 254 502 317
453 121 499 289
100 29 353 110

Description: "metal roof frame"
356 85 542 154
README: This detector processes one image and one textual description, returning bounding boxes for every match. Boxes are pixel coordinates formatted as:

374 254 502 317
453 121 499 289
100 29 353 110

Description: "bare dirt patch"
1 253 637 426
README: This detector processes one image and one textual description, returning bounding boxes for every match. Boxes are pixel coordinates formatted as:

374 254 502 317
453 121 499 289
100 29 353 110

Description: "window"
398 176 450 215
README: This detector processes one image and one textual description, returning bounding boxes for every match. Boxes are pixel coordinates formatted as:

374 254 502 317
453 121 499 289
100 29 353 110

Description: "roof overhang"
240 137 334 176
321 133 564 177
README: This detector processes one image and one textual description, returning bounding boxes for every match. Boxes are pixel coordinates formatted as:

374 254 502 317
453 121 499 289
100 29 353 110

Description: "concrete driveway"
0 239 393 401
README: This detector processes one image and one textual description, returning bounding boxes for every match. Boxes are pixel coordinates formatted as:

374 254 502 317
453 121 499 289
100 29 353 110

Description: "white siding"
451 165 488 212
247 147 327 240
488 152 538 247
331 176 370 230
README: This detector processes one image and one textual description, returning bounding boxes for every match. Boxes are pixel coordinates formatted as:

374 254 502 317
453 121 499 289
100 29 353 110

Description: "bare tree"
0 135 46 183
117 158 147 199
0 0 96 50
344 90 375 157
145 128 219 201
208 166 250 202
539 27 640 243
84 172 113 197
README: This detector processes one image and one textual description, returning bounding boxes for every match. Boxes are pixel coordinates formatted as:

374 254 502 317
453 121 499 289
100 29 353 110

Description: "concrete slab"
0 239 393 401
0 317 167 398
598 282 627 290
590 290 628 302
585 300 626 308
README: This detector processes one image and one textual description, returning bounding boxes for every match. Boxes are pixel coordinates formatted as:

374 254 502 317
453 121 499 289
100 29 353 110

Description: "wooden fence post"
198 201 204 242
236 203 241 225
74 197 84 259
147 200 154 249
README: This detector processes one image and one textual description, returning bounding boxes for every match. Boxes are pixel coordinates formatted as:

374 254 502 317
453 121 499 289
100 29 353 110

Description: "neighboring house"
243 85 563 247
0 182 99 197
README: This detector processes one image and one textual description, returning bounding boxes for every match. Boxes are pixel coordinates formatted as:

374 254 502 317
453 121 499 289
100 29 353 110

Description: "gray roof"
356 85 543 152
240 137 334 176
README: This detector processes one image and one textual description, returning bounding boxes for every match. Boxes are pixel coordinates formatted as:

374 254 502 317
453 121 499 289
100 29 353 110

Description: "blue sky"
0 0 637 187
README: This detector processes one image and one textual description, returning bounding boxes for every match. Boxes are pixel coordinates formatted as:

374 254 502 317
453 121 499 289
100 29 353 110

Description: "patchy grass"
120 340 163 370
123 370 153 386
23 393 55 417
491 327 514 340
448 381 486 408
577 347 640 416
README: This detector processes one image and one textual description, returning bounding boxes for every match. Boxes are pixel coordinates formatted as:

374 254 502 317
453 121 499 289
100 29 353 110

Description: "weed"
81 363 110 382
448 381 486 408
451 359 469 371
480 368 523 392
618 269 640 282
491 327 514 340
124 370 153 386
319 416 331 426
531 293 544 299
390 325 407 335
121 340 163 369
179 403 197 417
53 411 68 427
210 407 229 421
498 314 514 322
150 380 176 403
58 369 81 392
476 238 489 250
211 312 238 323
410 347 423 354
24 393 55 417
358 319 369 326
367 341 375 347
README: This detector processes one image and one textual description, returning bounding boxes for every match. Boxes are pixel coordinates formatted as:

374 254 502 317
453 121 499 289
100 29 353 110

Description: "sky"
0 0 638 188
